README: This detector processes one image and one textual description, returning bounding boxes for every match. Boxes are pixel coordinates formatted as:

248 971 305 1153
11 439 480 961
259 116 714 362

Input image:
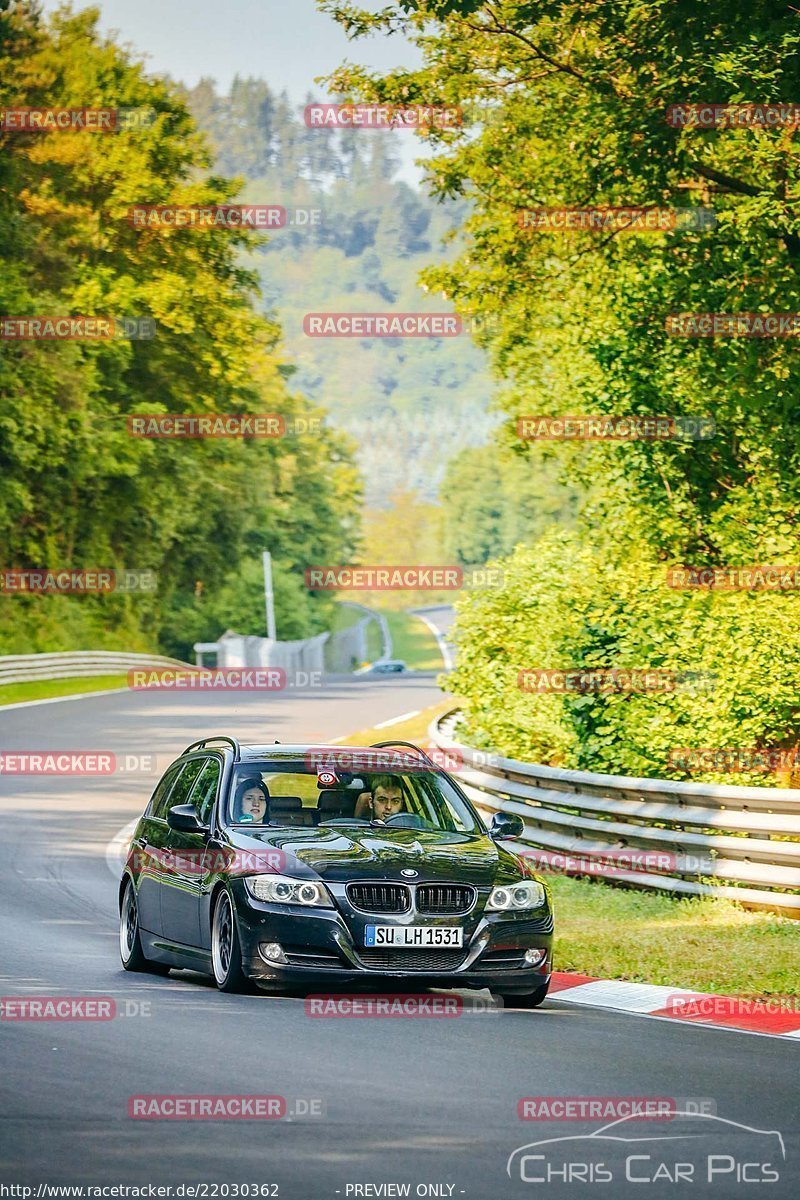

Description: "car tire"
119 879 170 975
211 889 253 993
496 982 549 1009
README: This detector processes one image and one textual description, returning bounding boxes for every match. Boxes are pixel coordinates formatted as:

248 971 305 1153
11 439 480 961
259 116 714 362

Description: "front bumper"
231 878 553 993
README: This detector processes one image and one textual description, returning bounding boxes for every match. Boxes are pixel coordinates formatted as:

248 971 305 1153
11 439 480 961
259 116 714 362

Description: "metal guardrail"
429 710 800 917
339 602 392 661
0 650 193 686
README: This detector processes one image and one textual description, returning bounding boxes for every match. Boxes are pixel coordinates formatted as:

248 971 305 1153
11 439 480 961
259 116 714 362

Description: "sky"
41 0 420 98
41 0 426 179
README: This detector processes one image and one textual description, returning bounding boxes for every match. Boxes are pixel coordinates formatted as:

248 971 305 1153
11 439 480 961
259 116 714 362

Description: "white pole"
262 551 277 641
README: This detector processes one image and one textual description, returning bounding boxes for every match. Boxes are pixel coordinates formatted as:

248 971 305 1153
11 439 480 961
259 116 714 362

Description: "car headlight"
244 873 333 907
486 881 546 911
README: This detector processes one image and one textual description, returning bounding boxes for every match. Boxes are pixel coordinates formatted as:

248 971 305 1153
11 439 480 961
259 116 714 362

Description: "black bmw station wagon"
119 736 553 1005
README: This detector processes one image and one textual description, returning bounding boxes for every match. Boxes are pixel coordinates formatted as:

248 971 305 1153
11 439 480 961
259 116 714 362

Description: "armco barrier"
429 710 800 917
0 650 193 686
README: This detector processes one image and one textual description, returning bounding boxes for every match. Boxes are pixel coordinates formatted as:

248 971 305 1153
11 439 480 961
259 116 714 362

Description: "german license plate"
364 925 463 948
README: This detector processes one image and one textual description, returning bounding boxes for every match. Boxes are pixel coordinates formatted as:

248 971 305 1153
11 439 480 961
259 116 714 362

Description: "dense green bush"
449 532 800 785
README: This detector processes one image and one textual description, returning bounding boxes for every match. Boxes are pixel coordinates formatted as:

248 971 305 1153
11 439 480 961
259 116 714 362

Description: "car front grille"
346 883 411 914
356 948 467 972
416 884 475 915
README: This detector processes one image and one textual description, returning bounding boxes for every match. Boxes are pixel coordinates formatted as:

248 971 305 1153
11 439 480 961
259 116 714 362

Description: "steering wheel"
382 812 433 829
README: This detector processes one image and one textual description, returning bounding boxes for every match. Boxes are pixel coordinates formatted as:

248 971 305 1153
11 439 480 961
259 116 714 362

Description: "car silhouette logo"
401 869 418 878
507 1111 786 1184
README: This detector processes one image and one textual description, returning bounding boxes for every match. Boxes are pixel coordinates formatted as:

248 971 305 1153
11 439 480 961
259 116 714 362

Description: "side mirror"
489 811 524 840
167 803 207 834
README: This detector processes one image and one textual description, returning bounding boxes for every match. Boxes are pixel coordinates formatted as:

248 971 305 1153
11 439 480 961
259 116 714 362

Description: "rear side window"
192 758 222 825
147 763 184 820
166 758 207 813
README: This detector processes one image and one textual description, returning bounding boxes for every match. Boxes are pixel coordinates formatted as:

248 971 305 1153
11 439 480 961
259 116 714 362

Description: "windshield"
226 757 482 834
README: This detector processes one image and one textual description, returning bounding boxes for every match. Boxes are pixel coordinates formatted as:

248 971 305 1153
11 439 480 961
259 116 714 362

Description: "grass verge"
384 610 443 671
0 674 129 707
549 873 800 996
334 700 451 748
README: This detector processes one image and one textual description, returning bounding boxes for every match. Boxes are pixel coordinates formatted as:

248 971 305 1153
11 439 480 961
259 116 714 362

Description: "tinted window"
147 763 183 820
163 758 206 815
191 758 222 825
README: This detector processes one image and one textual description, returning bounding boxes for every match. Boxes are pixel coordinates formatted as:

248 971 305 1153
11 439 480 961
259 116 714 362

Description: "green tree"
320 0 800 776
440 442 579 566
0 2 360 657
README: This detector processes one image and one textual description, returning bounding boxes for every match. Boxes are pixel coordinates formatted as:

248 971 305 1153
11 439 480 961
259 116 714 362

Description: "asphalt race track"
1 677 798 1199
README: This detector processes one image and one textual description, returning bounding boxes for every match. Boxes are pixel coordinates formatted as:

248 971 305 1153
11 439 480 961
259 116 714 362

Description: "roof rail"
182 736 241 762
369 739 437 768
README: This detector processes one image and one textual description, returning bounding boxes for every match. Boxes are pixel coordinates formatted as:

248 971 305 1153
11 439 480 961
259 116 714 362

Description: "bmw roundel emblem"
400 869 418 878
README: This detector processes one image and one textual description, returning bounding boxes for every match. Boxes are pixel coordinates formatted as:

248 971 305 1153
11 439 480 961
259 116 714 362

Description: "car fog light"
259 941 287 964
524 947 547 967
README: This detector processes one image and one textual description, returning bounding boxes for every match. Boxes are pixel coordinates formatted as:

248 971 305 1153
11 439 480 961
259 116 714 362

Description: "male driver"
355 774 406 821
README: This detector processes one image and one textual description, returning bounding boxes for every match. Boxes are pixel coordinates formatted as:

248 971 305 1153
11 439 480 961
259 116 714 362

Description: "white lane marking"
374 710 421 729
0 687 130 713
36 920 93 925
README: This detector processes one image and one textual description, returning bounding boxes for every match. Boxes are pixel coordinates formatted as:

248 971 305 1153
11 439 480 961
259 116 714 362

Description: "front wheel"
495 982 549 1009
211 890 253 993
119 879 170 974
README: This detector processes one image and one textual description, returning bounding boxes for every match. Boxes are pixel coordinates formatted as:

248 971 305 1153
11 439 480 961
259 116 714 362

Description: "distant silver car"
360 659 408 675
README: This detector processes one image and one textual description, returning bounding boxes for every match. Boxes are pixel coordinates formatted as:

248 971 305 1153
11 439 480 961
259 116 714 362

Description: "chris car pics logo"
507 1112 785 1185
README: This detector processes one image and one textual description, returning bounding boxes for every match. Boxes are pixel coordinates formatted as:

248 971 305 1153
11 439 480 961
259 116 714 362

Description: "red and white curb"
549 971 800 1040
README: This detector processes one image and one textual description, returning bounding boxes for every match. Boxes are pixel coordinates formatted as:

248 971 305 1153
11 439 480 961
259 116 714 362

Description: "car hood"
227 825 526 886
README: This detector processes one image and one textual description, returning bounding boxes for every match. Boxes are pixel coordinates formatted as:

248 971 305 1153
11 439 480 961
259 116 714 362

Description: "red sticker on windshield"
317 770 337 787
